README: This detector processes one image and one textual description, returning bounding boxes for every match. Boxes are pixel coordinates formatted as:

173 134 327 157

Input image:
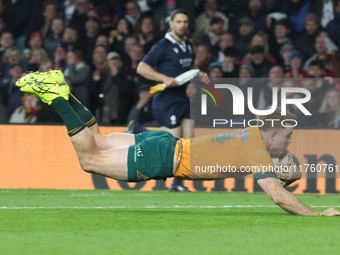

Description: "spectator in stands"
70 0 91 36
232 0 267 34
62 24 84 52
282 0 311 35
25 48 49 72
95 35 109 50
63 0 78 25
237 64 258 120
0 30 14 57
0 14 7 34
40 0 59 39
97 7 116 37
193 44 212 73
257 65 284 110
5 0 32 50
121 35 138 64
301 76 324 112
216 32 234 62
303 32 340 75
220 0 249 20
195 0 229 37
64 50 90 106
240 31 276 66
221 47 239 78
53 42 68 71
125 84 158 134
308 59 335 82
39 59 53 72
307 59 334 101
312 0 338 28
325 0 340 47
24 31 44 58
295 13 322 61
83 11 101 63
3 63 24 117
286 91 315 127
125 0 142 28
44 17 64 59
248 45 274 78
127 43 144 73
269 19 292 64
109 17 133 53
235 17 256 59
9 93 40 124
280 43 295 72
1 46 24 84
201 17 225 51
319 88 340 128
285 52 307 78
135 16 160 52
208 61 223 78
88 45 108 116
101 51 136 125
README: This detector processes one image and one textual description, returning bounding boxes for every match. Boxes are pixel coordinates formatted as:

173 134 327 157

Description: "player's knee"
78 155 97 174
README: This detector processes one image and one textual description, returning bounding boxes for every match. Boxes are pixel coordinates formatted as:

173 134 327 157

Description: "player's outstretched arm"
137 62 178 87
257 177 340 216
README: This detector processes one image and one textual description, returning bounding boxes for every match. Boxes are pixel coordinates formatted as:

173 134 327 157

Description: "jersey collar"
165 32 187 52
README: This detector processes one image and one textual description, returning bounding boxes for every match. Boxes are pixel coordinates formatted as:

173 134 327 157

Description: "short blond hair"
257 106 297 132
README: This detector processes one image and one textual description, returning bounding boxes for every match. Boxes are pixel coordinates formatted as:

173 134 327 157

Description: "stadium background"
0 0 340 194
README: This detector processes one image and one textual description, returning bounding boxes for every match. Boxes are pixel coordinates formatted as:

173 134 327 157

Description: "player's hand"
198 71 210 84
320 208 340 216
275 162 301 181
163 76 178 87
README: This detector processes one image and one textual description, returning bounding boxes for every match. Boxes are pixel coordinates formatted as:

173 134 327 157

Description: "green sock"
69 94 97 128
51 97 86 137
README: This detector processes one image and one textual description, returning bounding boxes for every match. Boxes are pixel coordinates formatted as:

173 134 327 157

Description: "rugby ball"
272 151 294 187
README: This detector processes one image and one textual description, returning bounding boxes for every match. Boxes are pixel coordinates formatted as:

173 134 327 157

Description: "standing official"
137 9 208 191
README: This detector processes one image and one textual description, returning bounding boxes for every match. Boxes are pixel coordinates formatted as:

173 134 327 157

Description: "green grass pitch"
0 189 339 255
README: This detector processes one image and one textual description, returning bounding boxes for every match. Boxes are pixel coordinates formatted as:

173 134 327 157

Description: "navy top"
141 32 194 95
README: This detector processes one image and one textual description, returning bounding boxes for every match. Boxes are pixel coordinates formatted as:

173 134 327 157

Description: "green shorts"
127 130 178 182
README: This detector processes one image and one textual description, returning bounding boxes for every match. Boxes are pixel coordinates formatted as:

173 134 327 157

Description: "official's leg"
181 118 194 138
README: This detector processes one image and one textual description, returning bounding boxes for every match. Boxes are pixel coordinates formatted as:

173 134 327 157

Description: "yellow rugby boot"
20 81 70 105
16 70 65 87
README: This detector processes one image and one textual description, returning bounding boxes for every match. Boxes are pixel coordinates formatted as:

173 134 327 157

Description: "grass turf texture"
0 189 339 255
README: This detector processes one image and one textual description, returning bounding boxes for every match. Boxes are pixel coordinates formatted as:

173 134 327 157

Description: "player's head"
258 107 297 157
169 9 189 38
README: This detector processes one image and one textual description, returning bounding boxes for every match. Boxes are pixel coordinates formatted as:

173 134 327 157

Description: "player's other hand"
198 71 210 84
275 162 301 181
320 208 340 216
163 76 178 87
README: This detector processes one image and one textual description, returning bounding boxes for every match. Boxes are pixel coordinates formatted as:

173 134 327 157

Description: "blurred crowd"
1 0 340 129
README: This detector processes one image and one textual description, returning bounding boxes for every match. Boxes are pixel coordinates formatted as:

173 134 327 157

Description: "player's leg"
70 127 129 180
68 93 136 150
19 80 130 180
16 70 135 150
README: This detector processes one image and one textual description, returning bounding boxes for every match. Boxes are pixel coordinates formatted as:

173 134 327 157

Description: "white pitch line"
0 205 339 210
